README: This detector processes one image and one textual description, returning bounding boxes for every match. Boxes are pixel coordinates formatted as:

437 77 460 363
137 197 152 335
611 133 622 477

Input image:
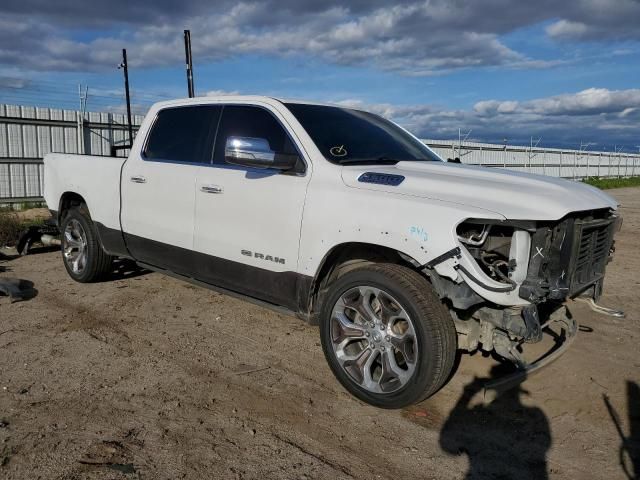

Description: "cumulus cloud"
0 76 31 89
0 1 638 147
545 0 640 40
2 0 638 75
546 20 590 39
203 90 240 96
353 88 640 148
473 88 640 117
0 3 526 74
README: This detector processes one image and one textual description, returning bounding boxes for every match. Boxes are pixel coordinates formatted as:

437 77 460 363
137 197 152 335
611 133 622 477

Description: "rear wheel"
319 263 456 408
60 206 113 282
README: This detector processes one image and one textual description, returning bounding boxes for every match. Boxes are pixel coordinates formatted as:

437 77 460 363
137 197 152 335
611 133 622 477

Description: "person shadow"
440 365 551 479
604 381 640 480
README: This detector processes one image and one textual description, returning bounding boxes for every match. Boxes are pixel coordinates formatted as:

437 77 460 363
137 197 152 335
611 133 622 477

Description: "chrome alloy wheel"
63 218 88 274
330 286 418 394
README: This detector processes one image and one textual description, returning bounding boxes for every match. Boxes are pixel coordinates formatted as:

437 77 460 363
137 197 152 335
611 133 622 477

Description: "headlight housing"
456 219 534 286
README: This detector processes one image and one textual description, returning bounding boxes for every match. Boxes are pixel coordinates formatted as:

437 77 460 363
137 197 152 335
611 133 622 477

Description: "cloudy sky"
1 0 639 148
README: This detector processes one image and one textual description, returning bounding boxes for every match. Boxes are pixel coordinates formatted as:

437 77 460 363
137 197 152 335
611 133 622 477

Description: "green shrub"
582 176 640 189
18 201 46 210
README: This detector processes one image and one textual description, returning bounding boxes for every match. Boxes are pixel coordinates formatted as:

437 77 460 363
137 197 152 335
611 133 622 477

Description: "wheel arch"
305 241 424 322
58 191 89 222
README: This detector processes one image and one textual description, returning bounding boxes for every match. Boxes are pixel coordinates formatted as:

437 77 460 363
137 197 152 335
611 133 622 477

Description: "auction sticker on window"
330 145 347 157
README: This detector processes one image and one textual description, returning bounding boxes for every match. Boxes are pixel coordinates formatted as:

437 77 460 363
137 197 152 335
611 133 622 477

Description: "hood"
341 161 618 221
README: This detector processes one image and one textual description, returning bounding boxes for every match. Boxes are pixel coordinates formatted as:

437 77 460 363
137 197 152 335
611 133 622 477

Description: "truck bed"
44 153 126 231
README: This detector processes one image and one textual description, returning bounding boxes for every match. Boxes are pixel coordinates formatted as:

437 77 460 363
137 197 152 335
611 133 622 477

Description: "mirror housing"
224 136 299 170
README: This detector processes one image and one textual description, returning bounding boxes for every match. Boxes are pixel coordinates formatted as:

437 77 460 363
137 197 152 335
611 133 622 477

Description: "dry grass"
0 210 23 247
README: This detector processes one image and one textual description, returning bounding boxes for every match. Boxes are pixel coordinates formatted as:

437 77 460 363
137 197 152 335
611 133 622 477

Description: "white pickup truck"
44 96 620 408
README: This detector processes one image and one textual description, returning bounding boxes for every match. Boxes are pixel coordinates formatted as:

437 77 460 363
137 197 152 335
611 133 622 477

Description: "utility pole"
77 84 88 154
528 136 541 172
78 83 88 113
579 141 593 180
118 49 134 148
456 128 472 162
184 30 195 98
614 145 623 178
502 137 508 169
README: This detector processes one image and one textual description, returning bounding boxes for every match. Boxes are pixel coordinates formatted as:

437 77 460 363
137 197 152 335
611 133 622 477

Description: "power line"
1 75 174 108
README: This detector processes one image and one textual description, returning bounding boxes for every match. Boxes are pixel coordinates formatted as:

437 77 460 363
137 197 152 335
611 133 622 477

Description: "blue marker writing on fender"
409 226 428 242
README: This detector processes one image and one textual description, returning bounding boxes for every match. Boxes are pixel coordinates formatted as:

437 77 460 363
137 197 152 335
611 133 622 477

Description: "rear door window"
144 105 222 164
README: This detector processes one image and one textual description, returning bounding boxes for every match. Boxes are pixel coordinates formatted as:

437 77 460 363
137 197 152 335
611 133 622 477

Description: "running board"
136 262 304 321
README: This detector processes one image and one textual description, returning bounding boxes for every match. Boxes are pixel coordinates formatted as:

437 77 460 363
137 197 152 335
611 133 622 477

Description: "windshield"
285 103 442 165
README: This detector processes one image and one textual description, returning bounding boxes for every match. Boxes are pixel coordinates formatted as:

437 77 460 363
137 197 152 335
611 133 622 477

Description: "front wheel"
60 206 113 283
319 263 457 409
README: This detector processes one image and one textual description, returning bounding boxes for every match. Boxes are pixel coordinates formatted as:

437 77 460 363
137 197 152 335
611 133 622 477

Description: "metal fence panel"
0 163 9 197
7 123 23 158
0 103 142 202
1 104 639 203
0 123 8 158
424 139 639 181
9 163 25 197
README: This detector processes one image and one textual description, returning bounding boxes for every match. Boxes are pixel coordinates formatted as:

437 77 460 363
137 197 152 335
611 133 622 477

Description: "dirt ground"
1 189 639 480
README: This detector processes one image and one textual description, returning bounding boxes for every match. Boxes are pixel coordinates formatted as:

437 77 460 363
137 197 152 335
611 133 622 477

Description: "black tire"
319 263 457 409
60 205 113 283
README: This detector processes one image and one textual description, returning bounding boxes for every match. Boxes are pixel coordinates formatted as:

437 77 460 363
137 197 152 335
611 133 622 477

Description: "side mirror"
224 136 299 170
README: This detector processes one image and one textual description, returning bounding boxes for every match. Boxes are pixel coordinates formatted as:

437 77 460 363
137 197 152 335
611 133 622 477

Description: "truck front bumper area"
482 306 577 402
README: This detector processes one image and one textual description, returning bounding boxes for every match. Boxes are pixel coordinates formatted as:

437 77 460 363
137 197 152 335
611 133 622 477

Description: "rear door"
121 105 221 275
193 104 311 308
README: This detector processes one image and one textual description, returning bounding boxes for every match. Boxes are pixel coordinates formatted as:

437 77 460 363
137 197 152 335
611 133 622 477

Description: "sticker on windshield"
330 145 347 157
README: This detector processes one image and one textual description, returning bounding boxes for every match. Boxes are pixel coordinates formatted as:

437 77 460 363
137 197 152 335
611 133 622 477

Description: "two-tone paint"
44 95 619 318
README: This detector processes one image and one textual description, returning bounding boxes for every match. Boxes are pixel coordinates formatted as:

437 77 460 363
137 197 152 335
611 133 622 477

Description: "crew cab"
44 96 620 408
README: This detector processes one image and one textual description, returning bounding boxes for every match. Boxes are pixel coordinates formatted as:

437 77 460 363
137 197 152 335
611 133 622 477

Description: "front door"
193 104 311 309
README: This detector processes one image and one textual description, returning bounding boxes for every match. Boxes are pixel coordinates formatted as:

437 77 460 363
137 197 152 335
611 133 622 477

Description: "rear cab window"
144 105 222 164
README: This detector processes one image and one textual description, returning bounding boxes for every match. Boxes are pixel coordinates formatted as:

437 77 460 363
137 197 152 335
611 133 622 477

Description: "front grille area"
520 210 618 303
568 217 616 296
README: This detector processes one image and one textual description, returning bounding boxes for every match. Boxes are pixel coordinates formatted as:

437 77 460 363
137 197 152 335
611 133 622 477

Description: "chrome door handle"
130 176 147 184
200 185 223 194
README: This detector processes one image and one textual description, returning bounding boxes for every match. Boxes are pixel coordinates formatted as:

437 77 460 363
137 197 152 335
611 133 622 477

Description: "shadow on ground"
0 250 11 272
439 365 551 480
103 258 149 281
1 251 147 300
1 246 58 263
605 381 640 480
1 250 36 301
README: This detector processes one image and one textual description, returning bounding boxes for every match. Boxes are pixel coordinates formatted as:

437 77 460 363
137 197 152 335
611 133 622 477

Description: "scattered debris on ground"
0 189 638 479
0 278 36 303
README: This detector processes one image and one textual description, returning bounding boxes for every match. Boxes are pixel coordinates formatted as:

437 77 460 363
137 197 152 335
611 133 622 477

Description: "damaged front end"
519 211 621 303
426 208 620 379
